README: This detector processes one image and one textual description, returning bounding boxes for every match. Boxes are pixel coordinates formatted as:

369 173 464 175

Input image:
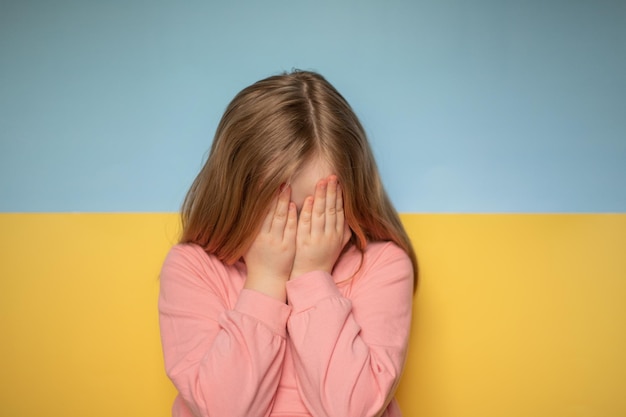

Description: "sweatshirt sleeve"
158 245 292 417
285 242 414 417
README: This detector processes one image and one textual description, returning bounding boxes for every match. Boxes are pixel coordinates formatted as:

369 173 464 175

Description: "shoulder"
159 244 243 313
162 243 211 271
164 242 209 262
339 241 413 289
362 241 411 269
340 241 414 304
161 243 233 285
365 240 412 277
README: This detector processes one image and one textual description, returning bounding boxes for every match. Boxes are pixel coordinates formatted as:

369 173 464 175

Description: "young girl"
159 70 418 417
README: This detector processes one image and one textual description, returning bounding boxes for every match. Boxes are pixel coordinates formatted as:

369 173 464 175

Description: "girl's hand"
291 176 348 279
243 185 297 301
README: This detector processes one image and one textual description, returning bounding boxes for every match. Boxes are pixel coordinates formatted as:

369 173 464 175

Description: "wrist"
244 273 288 302
290 265 331 280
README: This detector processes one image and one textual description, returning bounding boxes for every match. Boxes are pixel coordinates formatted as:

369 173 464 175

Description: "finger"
336 182 344 234
311 179 327 233
297 196 314 236
270 184 291 235
325 175 338 233
284 202 297 242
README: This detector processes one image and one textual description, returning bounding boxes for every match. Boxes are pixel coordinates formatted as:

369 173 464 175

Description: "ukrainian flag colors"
1 1 625 416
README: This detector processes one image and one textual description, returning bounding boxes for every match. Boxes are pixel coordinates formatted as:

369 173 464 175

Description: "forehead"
292 157 333 182
289 157 334 206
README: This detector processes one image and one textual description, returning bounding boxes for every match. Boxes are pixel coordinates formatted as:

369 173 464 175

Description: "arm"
159 187 297 417
286 243 413 417
159 245 291 417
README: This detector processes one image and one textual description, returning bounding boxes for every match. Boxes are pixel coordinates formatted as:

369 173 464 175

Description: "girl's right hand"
243 185 297 302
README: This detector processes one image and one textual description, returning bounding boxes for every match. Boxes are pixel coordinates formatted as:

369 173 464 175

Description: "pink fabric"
159 241 413 417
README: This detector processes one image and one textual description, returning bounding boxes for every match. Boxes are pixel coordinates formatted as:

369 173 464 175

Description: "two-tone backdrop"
1 1 625 416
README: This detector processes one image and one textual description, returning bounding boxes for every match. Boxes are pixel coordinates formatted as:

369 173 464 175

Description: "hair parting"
180 70 418 287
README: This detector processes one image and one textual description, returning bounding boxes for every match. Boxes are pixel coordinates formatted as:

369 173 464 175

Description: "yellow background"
1 214 624 416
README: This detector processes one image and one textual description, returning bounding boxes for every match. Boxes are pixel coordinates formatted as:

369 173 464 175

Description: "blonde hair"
181 70 418 286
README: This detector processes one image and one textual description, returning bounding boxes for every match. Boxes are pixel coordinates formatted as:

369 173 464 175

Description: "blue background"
1 0 625 213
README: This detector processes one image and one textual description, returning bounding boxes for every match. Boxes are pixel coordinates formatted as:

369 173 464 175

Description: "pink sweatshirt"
159 241 414 417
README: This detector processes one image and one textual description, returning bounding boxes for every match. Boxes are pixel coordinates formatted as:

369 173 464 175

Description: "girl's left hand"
290 175 349 279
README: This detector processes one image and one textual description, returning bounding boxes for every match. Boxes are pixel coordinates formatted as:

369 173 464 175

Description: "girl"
159 70 417 417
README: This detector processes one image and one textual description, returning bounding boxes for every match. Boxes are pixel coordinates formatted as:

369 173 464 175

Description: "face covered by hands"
243 158 351 301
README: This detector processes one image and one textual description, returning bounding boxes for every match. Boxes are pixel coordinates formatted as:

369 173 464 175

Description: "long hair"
180 70 418 286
